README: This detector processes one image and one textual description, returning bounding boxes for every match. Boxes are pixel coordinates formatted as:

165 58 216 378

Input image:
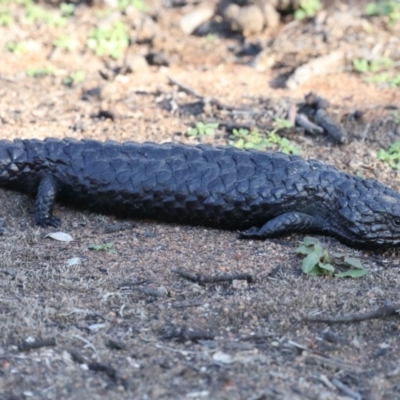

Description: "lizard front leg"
34 175 60 227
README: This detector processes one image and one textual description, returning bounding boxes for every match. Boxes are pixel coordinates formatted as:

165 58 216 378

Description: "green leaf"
344 257 364 269
318 262 335 272
295 245 313 255
235 138 244 148
353 58 369 73
303 237 319 245
88 242 116 254
313 243 324 258
304 265 323 276
322 249 330 263
335 269 368 278
302 252 320 274
187 128 198 136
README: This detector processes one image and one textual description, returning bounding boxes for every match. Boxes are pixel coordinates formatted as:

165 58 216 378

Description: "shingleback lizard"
0 138 400 249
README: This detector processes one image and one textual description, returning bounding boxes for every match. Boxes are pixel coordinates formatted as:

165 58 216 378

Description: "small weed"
118 0 147 11
267 132 302 155
294 0 322 20
53 34 76 51
26 66 55 77
60 2 75 18
392 110 400 124
296 237 368 278
229 119 301 155
230 127 270 150
365 1 400 25
0 8 13 25
87 21 130 59
25 3 68 26
62 70 85 87
187 122 219 137
366 73 400 87
353 57 400 87
88 242 117 254
5 40 28 55
378 141 400 169
353 57 394 73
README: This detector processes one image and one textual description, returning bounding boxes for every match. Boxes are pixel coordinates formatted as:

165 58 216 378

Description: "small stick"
171 300 204 308
163 326 215 342
331 378 362 400
167 75 237 111
87 362 118 381
304 302 399 323
295 113 324 135
315 108 348 144
172 267 254 284
18 338 56 352
167 75 205 100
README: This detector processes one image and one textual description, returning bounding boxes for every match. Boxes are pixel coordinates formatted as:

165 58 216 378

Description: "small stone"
223 4 265 35
260 3 280 28
124 54 149 73
180 4 215 35
142 285 169 297
145 52 169 67
232 279 248 290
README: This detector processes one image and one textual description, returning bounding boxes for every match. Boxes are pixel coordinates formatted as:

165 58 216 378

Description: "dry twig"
304 302 399 324
18 338 56 352
172 267 254 284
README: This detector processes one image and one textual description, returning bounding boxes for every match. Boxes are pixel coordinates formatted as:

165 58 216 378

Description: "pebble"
124 54 149 73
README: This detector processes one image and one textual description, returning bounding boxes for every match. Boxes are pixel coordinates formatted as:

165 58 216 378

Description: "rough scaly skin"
1 138 400 249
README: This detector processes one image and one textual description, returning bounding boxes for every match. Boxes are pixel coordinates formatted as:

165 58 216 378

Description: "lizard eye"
393 218 400 227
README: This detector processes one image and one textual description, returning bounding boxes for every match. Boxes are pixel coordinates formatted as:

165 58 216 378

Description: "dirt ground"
1 1 400 399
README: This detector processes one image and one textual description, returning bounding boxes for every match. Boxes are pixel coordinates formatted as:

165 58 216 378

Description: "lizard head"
332 177 400 248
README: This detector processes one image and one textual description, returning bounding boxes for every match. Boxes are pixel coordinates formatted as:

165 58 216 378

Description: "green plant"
365 1 400 24
392 110 400 124
229 119 301 155
296 237 368 277
353 57 394 73
118 0 147 11
62 70 85 87
25 3 68 26
294 0 322 20
60 2 75 18
87 21 130 59
366 72 400 87
378 141 400 169
88 242 117 254
26 66 55 77
187 122 219 137
353 57 400 87
229 127 270 150
267 132 302 155
0 8 13 25
53 34 76 51
5 40 28 55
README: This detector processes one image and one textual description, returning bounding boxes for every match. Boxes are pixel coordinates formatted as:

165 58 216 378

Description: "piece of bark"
295 113 324 134
286 51 345 89
180 4 215 35
315 108 348 144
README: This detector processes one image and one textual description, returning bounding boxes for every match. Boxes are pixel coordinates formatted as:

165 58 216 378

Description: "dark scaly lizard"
1 138 400 249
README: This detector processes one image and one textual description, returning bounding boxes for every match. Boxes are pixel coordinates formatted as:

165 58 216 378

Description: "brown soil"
1 1 400 399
